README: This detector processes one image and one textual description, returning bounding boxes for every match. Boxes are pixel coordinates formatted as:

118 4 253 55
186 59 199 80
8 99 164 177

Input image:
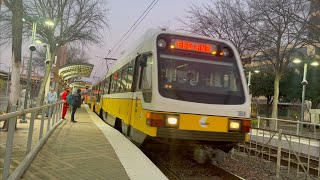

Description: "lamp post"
246 67 260 94
292 58 319 134
5 66 11 97
21 17 54 123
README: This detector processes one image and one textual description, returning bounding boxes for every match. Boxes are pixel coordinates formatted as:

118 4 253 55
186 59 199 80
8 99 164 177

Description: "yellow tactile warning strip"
21 107 129 180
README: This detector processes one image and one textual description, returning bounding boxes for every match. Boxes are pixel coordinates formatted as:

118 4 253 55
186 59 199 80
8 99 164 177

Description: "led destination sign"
171 39 217 54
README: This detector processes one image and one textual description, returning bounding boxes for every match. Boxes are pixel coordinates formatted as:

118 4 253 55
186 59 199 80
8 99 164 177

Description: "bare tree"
179 0 261 59
65 45 89 64
1 0 23 130
21 0 109 108
237 0 313 123
181 0 320 127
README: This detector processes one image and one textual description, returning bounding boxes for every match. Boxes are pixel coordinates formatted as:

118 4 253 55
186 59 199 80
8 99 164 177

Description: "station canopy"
58 63 94 80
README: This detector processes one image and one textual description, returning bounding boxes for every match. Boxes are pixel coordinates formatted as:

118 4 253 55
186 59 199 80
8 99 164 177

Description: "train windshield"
158 54 245 104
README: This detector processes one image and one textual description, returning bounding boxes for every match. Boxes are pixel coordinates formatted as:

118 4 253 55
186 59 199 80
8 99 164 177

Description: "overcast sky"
0 0 208 82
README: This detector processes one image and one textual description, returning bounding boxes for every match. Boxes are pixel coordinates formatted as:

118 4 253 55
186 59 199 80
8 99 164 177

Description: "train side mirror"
139 56 147 67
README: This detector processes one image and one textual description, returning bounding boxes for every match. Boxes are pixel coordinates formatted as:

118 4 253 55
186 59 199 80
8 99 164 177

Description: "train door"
129 54 152 142
129 55 144 139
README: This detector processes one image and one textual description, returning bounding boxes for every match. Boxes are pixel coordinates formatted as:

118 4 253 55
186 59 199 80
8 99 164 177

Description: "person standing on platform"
46 88 57 117
71 89 82 123
61 88 70 120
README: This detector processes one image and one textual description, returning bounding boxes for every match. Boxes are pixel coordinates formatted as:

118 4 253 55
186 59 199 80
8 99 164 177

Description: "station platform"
21 106 168 180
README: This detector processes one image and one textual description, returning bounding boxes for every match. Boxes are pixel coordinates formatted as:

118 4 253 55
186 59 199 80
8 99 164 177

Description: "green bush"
251 119 258 128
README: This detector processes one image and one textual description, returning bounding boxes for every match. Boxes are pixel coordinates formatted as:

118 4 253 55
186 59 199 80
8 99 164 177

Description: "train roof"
97 28 237 83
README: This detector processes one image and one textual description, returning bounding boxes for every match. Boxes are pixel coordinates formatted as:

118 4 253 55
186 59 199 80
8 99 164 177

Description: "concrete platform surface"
21 106 168 180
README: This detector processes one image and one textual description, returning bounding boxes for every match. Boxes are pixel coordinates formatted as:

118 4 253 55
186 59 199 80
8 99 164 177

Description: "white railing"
255 116 320 137
238 128 320 179
0 101 64 180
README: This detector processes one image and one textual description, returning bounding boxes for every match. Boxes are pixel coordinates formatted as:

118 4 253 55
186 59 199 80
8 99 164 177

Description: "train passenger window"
120 65 129 92
110 73 117 94
115 70 122 93
134 55 152 102
136 56 152 91
103 78 110 94
101 80 104 94
127 60 134 91
142 56 152 90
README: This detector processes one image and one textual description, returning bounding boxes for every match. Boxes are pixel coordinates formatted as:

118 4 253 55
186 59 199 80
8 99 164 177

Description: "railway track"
94 109 307 179
142 143 244 180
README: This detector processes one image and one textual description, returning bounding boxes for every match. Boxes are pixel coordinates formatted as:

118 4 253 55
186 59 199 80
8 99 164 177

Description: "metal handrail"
250 127 320 141
0 103 59 121
255 116 320 137
1 101 64 180
257 116 320 125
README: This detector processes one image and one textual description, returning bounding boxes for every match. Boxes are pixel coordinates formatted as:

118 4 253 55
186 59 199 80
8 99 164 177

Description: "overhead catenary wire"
109 0 158 58
91 0 158 82
108 0 157 56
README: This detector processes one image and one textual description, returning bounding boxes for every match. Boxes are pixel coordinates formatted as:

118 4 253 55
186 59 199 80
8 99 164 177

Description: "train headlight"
229 120 240 131
165 115 179 128
222 48 230 56
157 39 167 48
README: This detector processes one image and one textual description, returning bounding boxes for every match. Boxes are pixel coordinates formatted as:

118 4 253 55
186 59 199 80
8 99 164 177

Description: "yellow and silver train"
90 29 251 151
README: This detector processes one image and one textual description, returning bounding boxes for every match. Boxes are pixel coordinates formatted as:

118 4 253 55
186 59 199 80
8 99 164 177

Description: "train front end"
143 32 251 151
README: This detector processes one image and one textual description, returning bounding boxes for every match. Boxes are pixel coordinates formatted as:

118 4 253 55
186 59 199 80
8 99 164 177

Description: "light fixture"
292 58 302 64
35 39 42 44
229 120 240 131
254 70 260 73
157 39 166 48
167 117 177 125
165 115 179 127
45 20 54 27
222 48 230 56
310 61 319 66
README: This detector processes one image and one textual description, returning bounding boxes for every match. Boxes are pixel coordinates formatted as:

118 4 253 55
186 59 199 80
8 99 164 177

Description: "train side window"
142 56 152 90
103 78 110 94
107 76 112 94
134 58 142 91
127 60 135 91
120 65 129 92
113 70 121 93
136 56 152 91
110 74 116 94
100 82 104 94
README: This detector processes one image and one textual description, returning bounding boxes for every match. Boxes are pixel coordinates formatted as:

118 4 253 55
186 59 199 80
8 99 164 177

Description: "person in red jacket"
61 88 69 120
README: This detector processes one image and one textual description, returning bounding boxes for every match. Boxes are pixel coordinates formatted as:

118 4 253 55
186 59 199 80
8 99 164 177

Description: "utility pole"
103 57 117 74
21 21 37 123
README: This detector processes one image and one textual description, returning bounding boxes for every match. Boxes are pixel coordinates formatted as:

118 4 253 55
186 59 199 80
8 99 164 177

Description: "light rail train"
89 29 251 152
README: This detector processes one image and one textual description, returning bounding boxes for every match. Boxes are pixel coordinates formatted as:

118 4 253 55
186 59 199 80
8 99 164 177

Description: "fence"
255 116 320 138
238 127 320 179
0 101 63 180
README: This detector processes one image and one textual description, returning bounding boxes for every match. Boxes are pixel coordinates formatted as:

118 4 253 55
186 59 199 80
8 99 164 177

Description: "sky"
0 0 208 82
